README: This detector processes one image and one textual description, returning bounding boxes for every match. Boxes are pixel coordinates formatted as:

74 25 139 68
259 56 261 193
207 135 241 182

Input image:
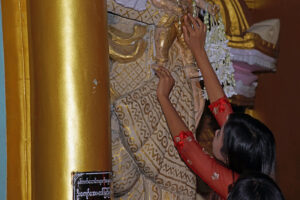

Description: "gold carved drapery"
108 12 204 199
113 66 197 199
107 0 278 57
3 0 111 199
213 0 278 57
108 25 148 63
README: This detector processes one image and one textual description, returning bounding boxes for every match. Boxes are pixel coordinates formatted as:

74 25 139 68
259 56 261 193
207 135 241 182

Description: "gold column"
2 0 31 199
28 0 110 199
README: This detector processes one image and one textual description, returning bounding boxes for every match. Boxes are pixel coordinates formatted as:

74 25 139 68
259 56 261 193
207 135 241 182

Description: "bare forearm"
158 96 189 137
195 50 225 102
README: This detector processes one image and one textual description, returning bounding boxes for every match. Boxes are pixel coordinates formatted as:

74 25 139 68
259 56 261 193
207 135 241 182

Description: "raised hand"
182 14 207 56
153 66 175 100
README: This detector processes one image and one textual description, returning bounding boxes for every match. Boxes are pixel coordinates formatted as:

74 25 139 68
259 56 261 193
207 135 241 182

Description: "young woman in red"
154 14 275 199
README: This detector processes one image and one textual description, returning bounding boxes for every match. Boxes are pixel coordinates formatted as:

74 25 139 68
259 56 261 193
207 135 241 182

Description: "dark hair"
221 113 275 175
228 172 285 200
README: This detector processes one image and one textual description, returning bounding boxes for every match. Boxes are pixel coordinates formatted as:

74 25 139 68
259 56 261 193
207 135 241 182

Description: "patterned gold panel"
108 5 203 199
107 0 169 25
109 23 155 102
111 113 140 194
114 66 197 199
117 176 145 200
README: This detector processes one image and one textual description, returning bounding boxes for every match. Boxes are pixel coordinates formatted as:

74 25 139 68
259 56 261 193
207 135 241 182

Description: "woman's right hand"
153 66 175 100
182 14 207 56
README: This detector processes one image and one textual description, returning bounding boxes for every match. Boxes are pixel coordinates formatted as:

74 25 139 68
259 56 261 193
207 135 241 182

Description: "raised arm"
182 14 233 126
183 14 225 103
154 66 237 198
155 66 189 137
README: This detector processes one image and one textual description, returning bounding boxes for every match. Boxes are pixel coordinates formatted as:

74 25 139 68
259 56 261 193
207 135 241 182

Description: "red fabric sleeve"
208 96 233 127
174 131 239 199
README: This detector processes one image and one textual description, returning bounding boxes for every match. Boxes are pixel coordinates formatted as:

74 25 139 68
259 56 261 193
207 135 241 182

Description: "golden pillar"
2 0 31 199
28 0 111 199
3 0 110 199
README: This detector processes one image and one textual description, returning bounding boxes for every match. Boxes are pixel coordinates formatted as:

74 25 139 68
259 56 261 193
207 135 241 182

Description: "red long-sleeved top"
173 97 238 199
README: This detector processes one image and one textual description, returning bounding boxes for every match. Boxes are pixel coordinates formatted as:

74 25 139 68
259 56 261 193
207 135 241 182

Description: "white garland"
201 11 236 99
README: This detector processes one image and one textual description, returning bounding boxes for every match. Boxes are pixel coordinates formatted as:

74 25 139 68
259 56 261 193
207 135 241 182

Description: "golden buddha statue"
106 1 277 199
107 1 210 199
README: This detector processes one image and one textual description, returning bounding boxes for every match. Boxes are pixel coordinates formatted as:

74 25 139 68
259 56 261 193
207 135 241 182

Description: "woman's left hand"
154 66 175 100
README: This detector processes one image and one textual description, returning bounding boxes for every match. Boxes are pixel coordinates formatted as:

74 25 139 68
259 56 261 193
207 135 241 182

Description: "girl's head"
212 113 275 175
228 172 284 200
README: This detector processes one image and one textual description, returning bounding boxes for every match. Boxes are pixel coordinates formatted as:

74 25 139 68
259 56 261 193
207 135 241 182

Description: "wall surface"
0 1 7 199
250 0 300 199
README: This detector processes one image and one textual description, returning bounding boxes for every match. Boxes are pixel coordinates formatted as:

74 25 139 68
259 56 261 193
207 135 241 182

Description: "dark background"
246 0 300 199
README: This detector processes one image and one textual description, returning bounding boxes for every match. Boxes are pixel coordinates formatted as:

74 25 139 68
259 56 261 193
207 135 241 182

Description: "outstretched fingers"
184 15 193 34
154 67 163 78
188 14 200 30
195 17 207 34
155 66 175 99
154 66 171 78
183 26 190 44
195 17 203 29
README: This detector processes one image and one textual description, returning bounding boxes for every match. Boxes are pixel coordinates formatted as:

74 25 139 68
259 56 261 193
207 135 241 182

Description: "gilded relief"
107 0 279 199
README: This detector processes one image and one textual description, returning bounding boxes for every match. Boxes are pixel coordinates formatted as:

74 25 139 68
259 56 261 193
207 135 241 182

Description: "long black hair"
228 172 285 200
221 113 275 176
